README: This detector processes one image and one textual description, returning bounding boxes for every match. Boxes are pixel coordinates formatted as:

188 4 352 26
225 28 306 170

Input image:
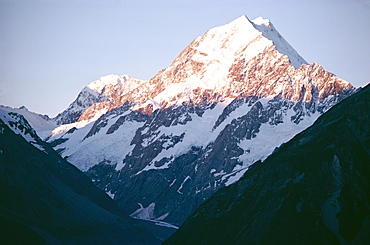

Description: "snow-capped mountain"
43 15 356 226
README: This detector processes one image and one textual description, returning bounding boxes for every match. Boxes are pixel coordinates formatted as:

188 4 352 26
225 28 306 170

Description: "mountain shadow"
165 84 370 244
0 115 162 244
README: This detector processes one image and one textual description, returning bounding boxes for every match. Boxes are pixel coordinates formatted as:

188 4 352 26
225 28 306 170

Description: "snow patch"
130 203 156 220
106 190 115 199
169 179 176 187
177 176 191 194
223 165 249 186
129 203 178 229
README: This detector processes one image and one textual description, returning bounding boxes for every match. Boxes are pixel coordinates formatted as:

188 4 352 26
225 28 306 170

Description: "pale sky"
1 0 369 117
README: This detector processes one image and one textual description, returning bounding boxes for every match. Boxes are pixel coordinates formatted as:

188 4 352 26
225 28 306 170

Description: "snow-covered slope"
47 15 355 226
0 107 50 152
0 105 56 139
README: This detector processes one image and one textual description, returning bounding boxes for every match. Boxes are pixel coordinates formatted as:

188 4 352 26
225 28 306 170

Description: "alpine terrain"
0 108 167 244
5 15 355 227
165 84 370 245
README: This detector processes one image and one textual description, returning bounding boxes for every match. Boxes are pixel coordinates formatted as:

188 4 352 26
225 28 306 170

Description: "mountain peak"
86 74 140 93
251 16 271 27
221 15 307 69
228 15 271 29
53 74 145 125
54 15 352 120
43 15 356 228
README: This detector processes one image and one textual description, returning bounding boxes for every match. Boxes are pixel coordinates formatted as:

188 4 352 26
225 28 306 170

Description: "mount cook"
6 15 355 227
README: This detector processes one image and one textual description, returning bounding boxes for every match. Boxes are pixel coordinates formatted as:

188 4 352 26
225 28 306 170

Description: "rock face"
164 84 370 245
47 15 355 226
53 74 145 125
0 109 162 244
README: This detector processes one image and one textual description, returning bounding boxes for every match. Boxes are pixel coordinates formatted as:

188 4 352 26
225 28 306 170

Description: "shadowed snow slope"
0 105 57 140
165 84 370 244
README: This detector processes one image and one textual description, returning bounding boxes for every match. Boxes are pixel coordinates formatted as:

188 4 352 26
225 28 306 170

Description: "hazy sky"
1 0 369 117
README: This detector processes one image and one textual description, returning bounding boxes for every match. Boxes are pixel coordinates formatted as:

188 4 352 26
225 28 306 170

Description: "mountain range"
1 15 365 243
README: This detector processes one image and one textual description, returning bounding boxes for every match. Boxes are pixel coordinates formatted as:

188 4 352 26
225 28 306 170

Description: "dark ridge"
0 116 161 244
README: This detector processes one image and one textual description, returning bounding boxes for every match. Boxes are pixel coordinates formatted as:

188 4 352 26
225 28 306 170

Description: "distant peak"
251 16 271 27
228 15 271 29
86 74 143 92
204 15 307 69
234 14 249 21
227 15 253 27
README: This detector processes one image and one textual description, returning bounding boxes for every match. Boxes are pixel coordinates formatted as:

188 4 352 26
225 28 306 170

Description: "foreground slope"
165 84 370 244
48 15 355 226
0 109 161 244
